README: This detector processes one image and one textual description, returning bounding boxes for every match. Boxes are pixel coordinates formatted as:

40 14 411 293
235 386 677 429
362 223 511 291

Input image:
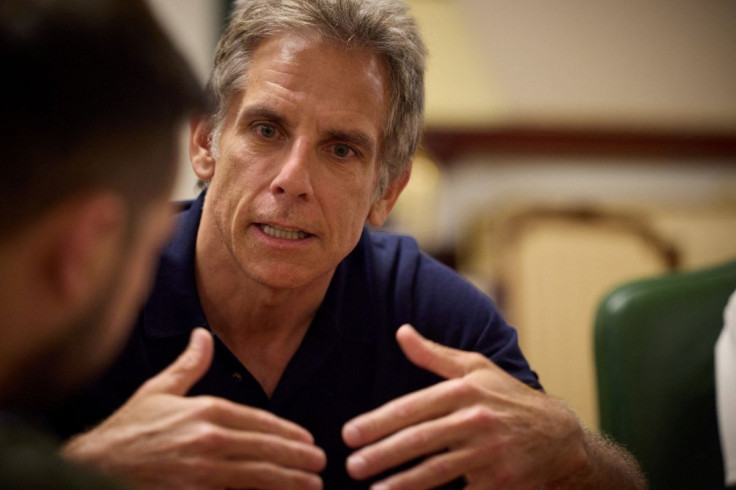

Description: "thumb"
396 324 480 380
134 327 214 397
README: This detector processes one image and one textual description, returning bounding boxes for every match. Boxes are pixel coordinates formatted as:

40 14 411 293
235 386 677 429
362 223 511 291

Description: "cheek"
79 260 148 378
211 153 265 202
104 220 169 339
330 193 375 242
104 253 151 337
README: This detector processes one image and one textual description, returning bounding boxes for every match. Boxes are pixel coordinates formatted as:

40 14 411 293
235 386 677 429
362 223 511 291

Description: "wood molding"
421 127 736 163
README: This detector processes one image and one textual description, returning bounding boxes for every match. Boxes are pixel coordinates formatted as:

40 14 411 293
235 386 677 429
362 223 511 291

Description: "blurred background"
147 0 736 430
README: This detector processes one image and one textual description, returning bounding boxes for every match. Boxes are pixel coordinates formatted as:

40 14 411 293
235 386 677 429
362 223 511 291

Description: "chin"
256 275 310 290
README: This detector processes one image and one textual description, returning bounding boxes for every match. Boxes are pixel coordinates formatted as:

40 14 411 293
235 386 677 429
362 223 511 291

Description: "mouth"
259 223 311 240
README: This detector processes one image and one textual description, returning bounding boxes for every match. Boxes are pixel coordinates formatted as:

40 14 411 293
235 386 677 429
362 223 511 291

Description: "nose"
269 139 313 200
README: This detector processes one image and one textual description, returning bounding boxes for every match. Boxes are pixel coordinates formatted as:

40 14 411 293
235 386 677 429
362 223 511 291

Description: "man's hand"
342 324 644 490
62 328 326 490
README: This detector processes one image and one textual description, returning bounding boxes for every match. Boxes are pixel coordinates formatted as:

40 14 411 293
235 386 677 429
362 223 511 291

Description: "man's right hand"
61 328 326 490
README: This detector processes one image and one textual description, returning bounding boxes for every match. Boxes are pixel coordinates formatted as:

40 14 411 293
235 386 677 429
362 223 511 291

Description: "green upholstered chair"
595 259 736 490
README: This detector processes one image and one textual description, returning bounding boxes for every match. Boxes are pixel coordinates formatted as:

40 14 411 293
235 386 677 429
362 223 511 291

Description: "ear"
367 163 412 227
190 116 216 181
49 193 127 306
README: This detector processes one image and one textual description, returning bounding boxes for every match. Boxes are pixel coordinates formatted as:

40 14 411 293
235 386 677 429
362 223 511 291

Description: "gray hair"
207 0 426 196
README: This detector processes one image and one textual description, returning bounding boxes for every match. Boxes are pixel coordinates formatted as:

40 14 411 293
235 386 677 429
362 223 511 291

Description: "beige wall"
410 0 736 132
146 0 222 200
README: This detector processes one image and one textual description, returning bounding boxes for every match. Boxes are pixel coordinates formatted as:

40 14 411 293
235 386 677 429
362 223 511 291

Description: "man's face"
80 196 175 376
5 196 174 405
196 33 396 291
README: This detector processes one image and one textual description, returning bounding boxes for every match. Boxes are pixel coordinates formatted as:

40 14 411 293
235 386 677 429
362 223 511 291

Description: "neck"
196 264 332 342
194 244 334 398
192 201 341 397
193 225 335 345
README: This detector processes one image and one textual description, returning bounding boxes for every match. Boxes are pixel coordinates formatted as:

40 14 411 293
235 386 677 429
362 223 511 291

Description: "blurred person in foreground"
43 0 646 488
0 0 203 487
717 290 736 488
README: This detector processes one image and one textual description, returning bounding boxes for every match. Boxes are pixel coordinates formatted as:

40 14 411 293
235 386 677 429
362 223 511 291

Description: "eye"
254 123 279 139
332 143 356 159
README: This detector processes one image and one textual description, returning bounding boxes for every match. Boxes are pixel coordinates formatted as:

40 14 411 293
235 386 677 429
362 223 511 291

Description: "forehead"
239 33 389 134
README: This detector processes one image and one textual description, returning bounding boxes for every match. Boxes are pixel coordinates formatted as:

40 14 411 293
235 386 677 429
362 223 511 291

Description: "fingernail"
343 424 360 445
347 454 366 475
371 483 390 490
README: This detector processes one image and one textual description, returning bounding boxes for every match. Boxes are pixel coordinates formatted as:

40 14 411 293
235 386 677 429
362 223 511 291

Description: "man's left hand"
342 324 589 489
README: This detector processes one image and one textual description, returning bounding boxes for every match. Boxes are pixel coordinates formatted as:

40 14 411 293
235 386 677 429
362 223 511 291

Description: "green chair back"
595 259 736 490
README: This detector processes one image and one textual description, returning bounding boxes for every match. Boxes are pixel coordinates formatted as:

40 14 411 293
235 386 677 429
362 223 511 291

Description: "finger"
346 405 485 481
201 427 326 472
368 448 477 490
343 378 478 448
396 324 488 381
190 395 318 444
168 418 325 472
347 421 452 480
134 327 214 397
194 458 324 490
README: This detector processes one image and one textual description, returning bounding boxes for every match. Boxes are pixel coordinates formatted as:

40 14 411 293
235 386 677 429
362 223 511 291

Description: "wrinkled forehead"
239 33 390 139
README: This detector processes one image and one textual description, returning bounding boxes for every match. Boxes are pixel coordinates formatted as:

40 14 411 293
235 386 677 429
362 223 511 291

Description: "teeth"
262 224 307 240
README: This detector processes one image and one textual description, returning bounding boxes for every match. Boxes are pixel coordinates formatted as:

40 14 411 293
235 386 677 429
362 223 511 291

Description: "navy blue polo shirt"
46 191 540 489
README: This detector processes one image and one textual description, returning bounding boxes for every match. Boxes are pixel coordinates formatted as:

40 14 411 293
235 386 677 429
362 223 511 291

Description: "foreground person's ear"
51 193 127 307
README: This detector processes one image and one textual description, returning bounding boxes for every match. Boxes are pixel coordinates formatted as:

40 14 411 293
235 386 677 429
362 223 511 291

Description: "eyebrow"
324 129 375 154
237 105 289 129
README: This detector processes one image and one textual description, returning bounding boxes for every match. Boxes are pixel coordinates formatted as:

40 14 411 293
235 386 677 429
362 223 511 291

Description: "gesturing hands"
61 325 643 490
62 328 326 490
342 324 589 490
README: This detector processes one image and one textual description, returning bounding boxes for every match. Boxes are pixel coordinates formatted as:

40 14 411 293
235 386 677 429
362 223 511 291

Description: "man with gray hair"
45 0 646 488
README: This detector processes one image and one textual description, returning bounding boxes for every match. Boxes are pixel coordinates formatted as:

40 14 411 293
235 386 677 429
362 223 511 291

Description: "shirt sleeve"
412 249 542 389
370 231 541 390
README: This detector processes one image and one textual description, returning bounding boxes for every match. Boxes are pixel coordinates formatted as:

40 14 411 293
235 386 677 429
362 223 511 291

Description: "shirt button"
232 372 243 382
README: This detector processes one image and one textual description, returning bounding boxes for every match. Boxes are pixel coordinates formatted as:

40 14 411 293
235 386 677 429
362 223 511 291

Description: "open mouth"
260 224 310 240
